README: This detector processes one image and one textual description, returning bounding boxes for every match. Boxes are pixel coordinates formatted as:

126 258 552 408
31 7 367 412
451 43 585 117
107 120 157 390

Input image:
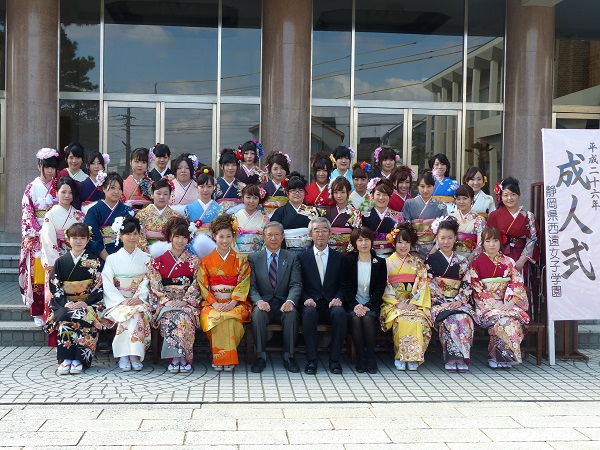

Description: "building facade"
0 0 599 232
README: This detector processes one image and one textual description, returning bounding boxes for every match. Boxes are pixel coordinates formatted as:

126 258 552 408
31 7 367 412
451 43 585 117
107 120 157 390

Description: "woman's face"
396 177 411 196
353 176 368 194
315 168 329 185
483 236 501 256
67 153 83 172
270 163 287 183
214 228 234 253
121 229 141 250
40 165 56 182
418 180 434 200
171 234 189 253
131 158 148 177
222 162 238 180
152 186 171 209
57 184 73 208
455 195 473 213
333 187 349 206
68 235 89 254
381 158 395 174
88 157 104 177
155 154 169 171
336 156 350 171
501 188 520 210
176 161 191 183
287 188 305 206
197 181 214 201
355 236 372 254
436 228 456 255
243 150 255 166
467 171 484 193
433 159 447 177
243 194 259 213
103 180 123 203
395 237 411 257
373 190 390 209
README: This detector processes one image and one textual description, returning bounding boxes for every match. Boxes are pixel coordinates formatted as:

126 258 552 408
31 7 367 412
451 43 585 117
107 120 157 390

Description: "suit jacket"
298 246 345 309
342 250 387 313
248 248 302 306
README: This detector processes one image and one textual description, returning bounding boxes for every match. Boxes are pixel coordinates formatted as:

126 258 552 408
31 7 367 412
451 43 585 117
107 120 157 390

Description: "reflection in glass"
60 0 101 92
411 114 457 178
466 0 504 103
355 0 464 102
357 112 403 167
59 100 100 157
219 103 260 154
556 117 600 130
312 0 352 100
164 108 213 168
311 107 350 169
104 0 218 94
221 0 262 97
106 107 156 177
464 110 502 190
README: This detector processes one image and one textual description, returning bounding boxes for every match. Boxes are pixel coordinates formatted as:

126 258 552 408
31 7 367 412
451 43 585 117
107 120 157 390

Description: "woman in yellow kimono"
380 223 432 371
198 214 252 371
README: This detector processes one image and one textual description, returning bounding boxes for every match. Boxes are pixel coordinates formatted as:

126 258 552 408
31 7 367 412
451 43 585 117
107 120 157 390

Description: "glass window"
0 0 6 91
219 103 260 154
221 0 262 97
355 0 464 102
357 111 404 167
466 0 504 103
60 0 101 92
411 113 458 178
164 107 213 168
464 110 502 189
59 100 101 158
311 106 350 166
104 0 218 95
312 0 352 100
554 0 600 105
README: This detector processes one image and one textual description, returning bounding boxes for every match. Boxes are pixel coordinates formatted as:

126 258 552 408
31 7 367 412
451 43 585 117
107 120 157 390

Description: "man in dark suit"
298 217 347 375
248 222 302 373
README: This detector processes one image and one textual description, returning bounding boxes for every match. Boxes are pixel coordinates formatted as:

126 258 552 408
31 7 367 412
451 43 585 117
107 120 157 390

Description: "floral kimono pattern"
465 252 530 363
85 200 134 256
214 177 245 211
349 191 372 215
425 250 475 363
271 202 318 253
380 252 432 364
136 204 182 252
323 205 362 253
487 206 540 265
198 249 251 366
472 191 496 219
123 175 152 210
234 209 269 254
450 209 486 261
20 177 57 316
362 207 403 257
185 199 224 225
261 180 289 218
148 250 201 363
304 182 334 207
237 165 268 185
170 179 198 215
402 197 448 259
432 176 459 213
102 248 152 360
44 252 104 367
79 177 105 213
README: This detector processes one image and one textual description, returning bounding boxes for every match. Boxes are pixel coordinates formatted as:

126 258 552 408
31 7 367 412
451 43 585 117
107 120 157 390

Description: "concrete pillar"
5 0 59 232
504 0 554 207
261 0 312 175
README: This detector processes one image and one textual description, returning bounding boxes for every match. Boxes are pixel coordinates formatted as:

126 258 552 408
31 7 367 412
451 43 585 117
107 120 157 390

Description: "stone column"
5 0 59 232
261 0 312 175
503 0 555 207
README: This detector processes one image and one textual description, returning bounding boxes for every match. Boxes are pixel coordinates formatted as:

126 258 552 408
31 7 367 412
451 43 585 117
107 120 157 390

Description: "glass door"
554 113 600 130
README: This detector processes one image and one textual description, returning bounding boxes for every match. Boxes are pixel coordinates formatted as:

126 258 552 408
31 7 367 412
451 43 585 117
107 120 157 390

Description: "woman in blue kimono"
215 148 244 211
429 153 459 214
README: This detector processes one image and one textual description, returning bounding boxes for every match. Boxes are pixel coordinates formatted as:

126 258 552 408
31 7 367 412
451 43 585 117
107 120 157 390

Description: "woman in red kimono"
304 152 334 207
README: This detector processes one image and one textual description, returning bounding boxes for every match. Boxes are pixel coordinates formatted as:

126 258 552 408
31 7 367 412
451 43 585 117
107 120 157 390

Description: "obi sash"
33 257 45 285
34 208 48 219
145 230 164 245
328 227 351 253
236 230 264 254
263 195 289 217
435 276 461 300
456 232 477 254
412 219 435 243
284 227 310 250
100 226 117 245
388 273 416 296
208 275 237 302
434 195 455 203
373 232 394 256
114 274 145 299
63 279 93 301
480 277 510 302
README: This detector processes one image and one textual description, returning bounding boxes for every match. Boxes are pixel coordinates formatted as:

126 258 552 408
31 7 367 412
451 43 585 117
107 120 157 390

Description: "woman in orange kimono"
198 214 252 371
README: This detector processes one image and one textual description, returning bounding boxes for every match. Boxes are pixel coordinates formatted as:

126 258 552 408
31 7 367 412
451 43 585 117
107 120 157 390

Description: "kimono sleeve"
48 260 69 310
505 257 529 311
522 210 540 263
101 256 126 309
21 186 41 238
464 262 496 313
409 259 431 310
197 258 217 306
84 259 104 306
84 206 105 256
182 257 202 309
147 259 166 313
40 215 59 268
231 255 251 305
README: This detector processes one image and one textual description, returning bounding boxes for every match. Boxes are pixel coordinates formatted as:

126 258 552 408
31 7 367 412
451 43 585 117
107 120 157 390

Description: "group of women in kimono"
20 140 539 375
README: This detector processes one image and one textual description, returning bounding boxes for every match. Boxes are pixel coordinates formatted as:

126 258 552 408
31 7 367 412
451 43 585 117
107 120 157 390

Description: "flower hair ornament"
494 180 504 203
386 227 400 244
259 186 267 200
102 153 110 166
500 229 508 245
111 216 126 246
280 152 292 165
239 139 265 159
188 220 203 237
367 177 381 192
348 146 355 160
281 177 289 188
374 147 382 164
196 167 214 178
235 150 244 162
230 216 239 234
148 148 156 164
430 215 450 235
36 148 59 160
360 161 371 173
187 154 199 171
96 170 107 187
329 154 337 165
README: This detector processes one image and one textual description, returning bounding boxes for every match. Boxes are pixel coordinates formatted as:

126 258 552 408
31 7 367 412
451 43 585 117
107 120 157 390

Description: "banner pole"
548 319 555 365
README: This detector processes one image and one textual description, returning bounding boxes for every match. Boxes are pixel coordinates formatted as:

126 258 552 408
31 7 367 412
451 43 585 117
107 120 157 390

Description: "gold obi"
33 257 45 285
63 279 93 301
436 276 461 301
411 219 435 243
100 226 116 245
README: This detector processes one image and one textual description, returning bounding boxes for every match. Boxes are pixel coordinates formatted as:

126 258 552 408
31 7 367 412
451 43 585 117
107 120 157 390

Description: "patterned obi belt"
208 275 236 303
145 230 165 245
388 273 416 295
411 219 435 243
236 230 264 254
456 232 477 254
373 232 394 256
284 227 310 250
328 227 351 253
63 279 93 301
434 195 455 203
100 226 117 245
263 196 288 217
435 276 461 301
217 198 242 211
114 274 145 299
126 199 151 211
34 208 49 219
161 275 193 287
481 277 510 300
506 235 526 250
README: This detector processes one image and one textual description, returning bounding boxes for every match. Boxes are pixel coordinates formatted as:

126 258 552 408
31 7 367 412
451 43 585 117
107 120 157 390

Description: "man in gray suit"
248 221 302 373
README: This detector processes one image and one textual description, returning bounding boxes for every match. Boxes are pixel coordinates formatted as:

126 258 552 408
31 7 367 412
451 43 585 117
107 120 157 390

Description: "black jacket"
342 250 387 313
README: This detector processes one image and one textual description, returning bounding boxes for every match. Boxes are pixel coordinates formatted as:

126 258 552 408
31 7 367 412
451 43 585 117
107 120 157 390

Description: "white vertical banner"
542 129 600 364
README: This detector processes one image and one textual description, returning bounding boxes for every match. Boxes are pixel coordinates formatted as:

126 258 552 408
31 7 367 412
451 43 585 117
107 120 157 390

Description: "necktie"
269 253 277 289
317 251 325 284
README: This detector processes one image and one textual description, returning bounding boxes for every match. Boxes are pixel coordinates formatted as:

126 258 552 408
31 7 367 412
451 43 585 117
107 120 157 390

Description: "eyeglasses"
265 233 282 239
288 189 304 195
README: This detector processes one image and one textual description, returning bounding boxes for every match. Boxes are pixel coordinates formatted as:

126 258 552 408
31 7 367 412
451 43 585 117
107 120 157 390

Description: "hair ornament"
395 155 400 162
483 175 488 184
252 138 264 158
348 146 355 159
500 229 508 245
235 150 244 162
280 152 292 165
187 154 199 170
111 216 126 246
367 177 381 192
188 219 203 237
259 186 267 200
431 215 450 236
329 154 337 165
63 145 69 153
386 228 400 244
231 216 239 234
359 161 371 173
374 147 382 164
102 153 110 166
202 167 214 176
36 148 59 160
96 170 107 187
281 178 289 188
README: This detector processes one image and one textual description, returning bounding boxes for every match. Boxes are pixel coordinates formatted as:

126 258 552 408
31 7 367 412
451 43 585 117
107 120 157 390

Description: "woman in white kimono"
102 216 152 371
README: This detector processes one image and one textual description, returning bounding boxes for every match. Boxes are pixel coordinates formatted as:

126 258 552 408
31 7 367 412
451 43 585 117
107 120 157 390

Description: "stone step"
0 268 19 283
0 321 47 346
0 304 31 322
0 242 21 255
578 324 600 349
0 255 20 269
